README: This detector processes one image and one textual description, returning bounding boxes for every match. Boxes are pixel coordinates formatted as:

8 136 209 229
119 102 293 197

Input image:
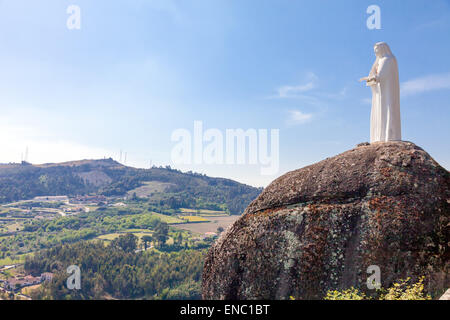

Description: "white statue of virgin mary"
360 42 401 143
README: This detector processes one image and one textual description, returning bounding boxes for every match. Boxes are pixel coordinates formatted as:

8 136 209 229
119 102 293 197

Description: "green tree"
154 222 169 248
111 233 138 253
141 235 153 250
175 232 183 246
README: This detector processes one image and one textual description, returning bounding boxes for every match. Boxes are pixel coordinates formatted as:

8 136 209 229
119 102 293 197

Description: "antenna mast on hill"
25 146 29 163
119 150 123 163
124 152 127 165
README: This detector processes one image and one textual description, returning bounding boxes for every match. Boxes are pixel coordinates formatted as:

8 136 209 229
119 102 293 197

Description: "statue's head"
374 42 394 58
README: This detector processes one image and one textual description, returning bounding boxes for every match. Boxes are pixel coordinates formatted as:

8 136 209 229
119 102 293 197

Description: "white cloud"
274 73 348 126
277 72 319 98
0 118 113 164
274 73 346 105
287 110 313 125
401 72 450 96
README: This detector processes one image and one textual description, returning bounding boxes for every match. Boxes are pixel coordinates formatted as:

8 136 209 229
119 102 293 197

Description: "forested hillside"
0 159 262 214
25 238 205 300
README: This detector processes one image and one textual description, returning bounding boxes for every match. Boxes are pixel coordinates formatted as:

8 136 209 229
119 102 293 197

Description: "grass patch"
21 284 42 296
6 222 23 232
151 212 184 224
179 216 210 223
97 233 123 241
0 253 32 267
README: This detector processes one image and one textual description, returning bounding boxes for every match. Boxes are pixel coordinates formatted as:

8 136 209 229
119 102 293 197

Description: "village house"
4 272 54 291
40 272 54 282
72 195 107 205
5 276 39 290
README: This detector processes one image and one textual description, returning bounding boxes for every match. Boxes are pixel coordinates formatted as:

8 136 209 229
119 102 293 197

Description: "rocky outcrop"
202 141 449 299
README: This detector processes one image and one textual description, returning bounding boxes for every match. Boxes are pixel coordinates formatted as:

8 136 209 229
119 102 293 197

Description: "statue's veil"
376 42 394 58
369 42 395 77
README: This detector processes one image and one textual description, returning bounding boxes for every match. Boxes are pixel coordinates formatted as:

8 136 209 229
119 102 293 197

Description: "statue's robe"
368 56 401 143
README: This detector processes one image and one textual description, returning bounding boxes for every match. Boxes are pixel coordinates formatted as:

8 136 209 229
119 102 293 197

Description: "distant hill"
0 159 262 214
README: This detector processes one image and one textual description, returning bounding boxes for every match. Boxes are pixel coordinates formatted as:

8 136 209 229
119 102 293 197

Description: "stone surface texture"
202 141 449 300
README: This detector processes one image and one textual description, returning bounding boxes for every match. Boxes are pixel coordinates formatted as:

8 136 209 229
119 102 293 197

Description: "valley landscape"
0 159 261 299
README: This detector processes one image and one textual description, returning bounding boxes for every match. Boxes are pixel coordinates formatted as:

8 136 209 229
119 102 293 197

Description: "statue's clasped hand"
359 76 376 83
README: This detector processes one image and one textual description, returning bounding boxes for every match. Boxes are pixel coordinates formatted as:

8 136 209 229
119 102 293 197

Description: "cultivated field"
173 215 240 235
179 216 210 223
152 212 184 224
179 208 226 215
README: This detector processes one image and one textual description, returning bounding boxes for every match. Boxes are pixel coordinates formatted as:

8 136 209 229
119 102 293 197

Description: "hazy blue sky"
1 0 449 186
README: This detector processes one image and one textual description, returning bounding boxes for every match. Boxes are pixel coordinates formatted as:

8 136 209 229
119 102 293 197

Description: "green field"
98 233 128 241
0 252 32 267
179 215 210 223
151 212 184 224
